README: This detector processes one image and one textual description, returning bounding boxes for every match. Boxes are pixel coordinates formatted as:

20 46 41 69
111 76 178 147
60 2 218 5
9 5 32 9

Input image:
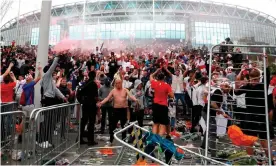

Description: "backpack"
76 81 92 104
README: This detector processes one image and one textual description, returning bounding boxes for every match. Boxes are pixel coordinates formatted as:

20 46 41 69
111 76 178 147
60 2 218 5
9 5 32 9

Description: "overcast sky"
2 0 276 26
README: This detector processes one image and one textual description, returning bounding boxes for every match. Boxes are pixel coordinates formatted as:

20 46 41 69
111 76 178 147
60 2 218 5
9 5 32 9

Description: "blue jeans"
174 93 185 106
174 93 186 114
170 117 176 128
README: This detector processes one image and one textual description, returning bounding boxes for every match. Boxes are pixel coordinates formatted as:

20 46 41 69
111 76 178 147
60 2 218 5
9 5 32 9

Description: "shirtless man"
97 79 138 143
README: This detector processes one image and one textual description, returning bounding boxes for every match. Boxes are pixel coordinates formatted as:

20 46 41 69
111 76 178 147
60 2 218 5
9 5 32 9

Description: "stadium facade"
1 0 276 48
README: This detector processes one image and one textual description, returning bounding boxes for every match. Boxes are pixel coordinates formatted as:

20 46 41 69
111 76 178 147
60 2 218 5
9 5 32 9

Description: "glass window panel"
130 23 135 30
181 32 185 39
176 31 181 39
105 31 111 39
145 31 152 38
135 31 141 38
110 24 115 30
170 30 175 39
141 31 146 38
165 23 170 30
145 23 152 30
111 32 116 39
125 23 130 30
171 23 175 30
176 23 181 31
120 23 125 30
156 23 162 30
135 23 140 30
181 24 185 31
140 23 146 30
105 24 110 30
165 30 170 38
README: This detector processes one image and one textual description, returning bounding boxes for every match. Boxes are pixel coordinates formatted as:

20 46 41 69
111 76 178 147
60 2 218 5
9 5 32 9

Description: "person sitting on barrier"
234 62 275 157
97 78 138 144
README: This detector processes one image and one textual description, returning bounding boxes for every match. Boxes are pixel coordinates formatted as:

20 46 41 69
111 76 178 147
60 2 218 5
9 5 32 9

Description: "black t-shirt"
210 89 223 117
234 84 265 116
59 86 70 98
108 61 117 74
82 79 98 105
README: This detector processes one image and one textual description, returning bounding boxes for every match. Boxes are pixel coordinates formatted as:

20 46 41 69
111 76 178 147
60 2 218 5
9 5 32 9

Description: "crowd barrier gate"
1 102 18 113
113 122 227 165
24 103 81 165
1 111 26 165
206 44 276 165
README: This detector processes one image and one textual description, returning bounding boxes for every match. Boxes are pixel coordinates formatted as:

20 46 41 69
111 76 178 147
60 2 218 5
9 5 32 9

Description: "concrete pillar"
185 16 193 49
34 0 52 108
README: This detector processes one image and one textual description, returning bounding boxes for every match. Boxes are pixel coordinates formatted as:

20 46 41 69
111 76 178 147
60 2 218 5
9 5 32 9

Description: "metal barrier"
114 122 226 165
1 111 26 165
205 44 276 165
24 103 69 164
25 103 81 165
1 102 18 113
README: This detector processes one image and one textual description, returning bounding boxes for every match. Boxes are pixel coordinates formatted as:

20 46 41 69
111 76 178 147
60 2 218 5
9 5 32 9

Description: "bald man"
97 79 138 143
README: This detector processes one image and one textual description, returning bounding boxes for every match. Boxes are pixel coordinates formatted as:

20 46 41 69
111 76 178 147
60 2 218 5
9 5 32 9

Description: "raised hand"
9 62 14 68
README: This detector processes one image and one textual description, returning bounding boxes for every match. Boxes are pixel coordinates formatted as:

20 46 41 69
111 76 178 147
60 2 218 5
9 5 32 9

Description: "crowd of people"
1 38 276 162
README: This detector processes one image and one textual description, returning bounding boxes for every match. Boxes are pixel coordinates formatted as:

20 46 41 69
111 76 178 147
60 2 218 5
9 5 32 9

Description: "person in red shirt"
150 67 174 136
11 40 16 47
1 71 17 103
129 56 139 69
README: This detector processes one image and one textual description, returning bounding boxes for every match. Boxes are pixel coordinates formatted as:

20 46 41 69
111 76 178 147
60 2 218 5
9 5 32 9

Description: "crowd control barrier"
205 44 276 165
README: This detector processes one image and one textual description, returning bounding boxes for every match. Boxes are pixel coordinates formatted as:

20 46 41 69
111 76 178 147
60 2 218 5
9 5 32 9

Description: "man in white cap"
123 74 133 89
226 64 236 82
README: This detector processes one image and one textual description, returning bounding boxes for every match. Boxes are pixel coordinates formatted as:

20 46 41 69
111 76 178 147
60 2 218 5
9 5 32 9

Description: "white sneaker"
46 141 52 147
148 121 154 125
102 136 110 141
96 135 102 140
39 142 48 148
